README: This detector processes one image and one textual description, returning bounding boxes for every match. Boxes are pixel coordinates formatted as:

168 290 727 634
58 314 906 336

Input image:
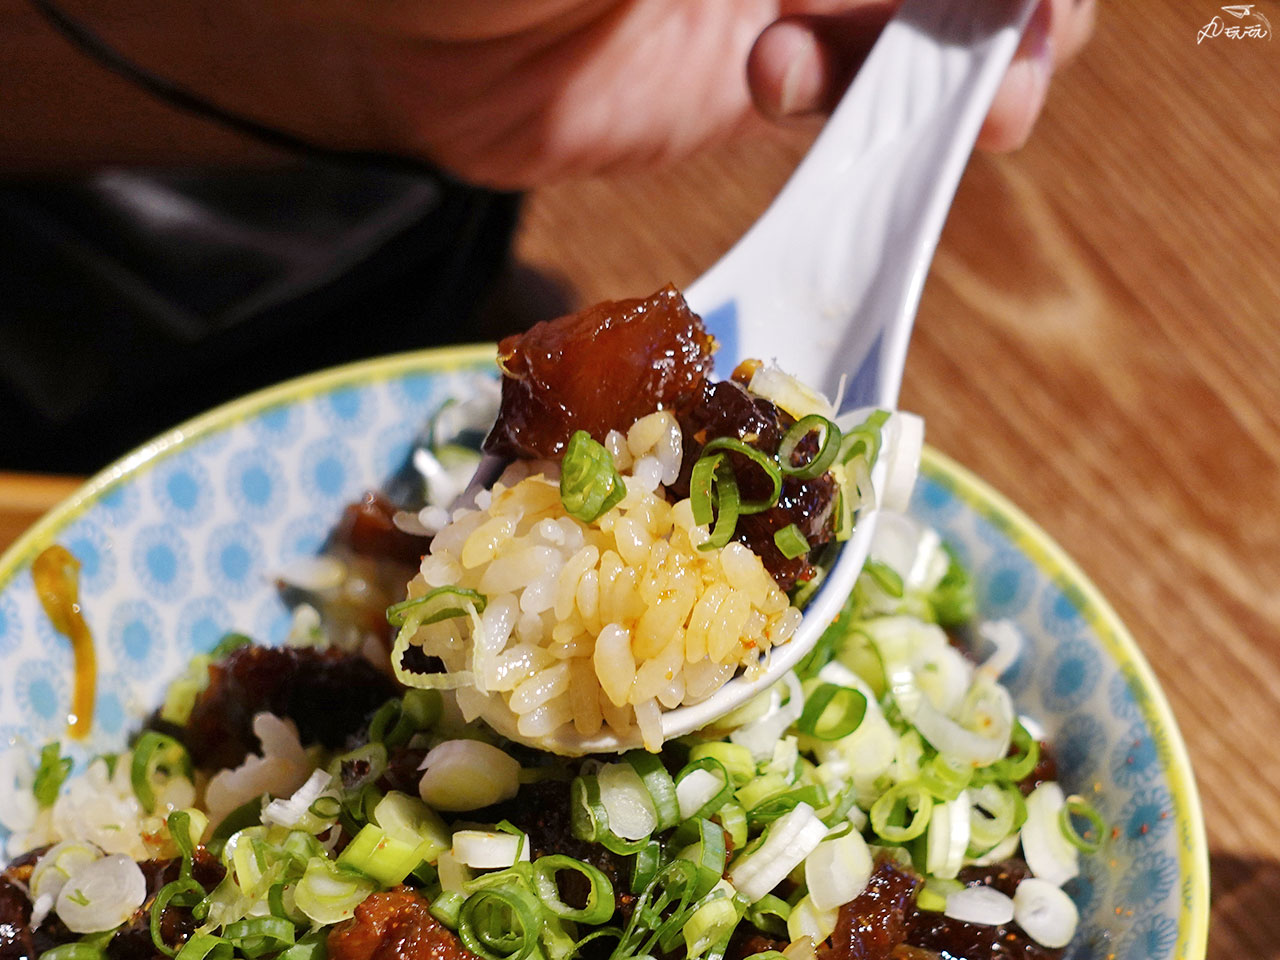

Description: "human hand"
17 0 1095 183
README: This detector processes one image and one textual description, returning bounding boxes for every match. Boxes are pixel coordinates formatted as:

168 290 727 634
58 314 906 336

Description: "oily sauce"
31 545 95 739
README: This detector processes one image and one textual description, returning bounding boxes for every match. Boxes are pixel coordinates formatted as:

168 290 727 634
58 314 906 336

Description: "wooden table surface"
1 3 1275 957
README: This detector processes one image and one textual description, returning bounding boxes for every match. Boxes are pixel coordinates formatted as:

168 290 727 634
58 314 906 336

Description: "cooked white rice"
399 411 803 751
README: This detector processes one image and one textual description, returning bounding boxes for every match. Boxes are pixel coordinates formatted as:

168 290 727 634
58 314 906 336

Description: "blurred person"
0 0 1093 471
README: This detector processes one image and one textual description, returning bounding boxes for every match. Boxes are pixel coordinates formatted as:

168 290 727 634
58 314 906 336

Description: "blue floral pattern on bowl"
0 346 1208 960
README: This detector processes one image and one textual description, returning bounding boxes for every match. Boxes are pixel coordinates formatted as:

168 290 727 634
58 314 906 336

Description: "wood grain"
1 2 1276 957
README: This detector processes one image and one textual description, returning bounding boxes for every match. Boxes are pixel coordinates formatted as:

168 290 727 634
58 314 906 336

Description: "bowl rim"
0 344 1210 960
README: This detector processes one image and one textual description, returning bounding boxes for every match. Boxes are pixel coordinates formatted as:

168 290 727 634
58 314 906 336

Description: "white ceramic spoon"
478 0 1039 753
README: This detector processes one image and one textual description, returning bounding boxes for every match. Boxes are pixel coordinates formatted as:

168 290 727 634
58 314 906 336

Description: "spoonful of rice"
390 0 1039 754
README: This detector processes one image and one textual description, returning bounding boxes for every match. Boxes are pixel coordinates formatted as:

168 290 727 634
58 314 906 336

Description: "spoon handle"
686 0 1039 410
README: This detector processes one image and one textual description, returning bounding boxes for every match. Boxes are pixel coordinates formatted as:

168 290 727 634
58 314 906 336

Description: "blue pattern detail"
979 548 1035 617
15 658 67 727
390 372 440 413
1113 723 1161 786
1117 913 1179 960
151 455 214 528
109 599 163 665
131 524 192 602
96 480 141 528
0 593 18 656
251 403 303 444
177 596 235 655
1042 637 1102 712
1118 786 1173 846
299 438 356 502
226 447 287 522
1055 713 1107 786
205 523 264 601
1119 851 1179 911
1040 583 1086 642
321 385 376 433
62 520 116 596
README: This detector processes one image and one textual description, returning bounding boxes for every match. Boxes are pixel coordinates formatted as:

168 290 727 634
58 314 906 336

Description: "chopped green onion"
840 409 890 466
715 802 749 851
430 890 466 929
699 437 782 515
916 877 964 912
149 877 205 956
293 857 377 925
569 775 647 855
968 783 1026 854
559 430 627 523
772 524 810 560
274 930 328 960
630 841 662 895
309 796 342 820
687 743 755 787
373 791 452 865
919 753 974 803
38 946 106 960
130 732 192 814
863 560 904 598
673 818 728 899
691 454 741 552
869 781 933 843
386 586 487 628
744 894 791 938
173 936 231 960
978 721 1040 784
223 917 296 959
797 684 867 741
33 742 72 808
928 545 976 627
778 415 841 480
745 784 829 827
1059 796 1106 854
211 633 252 658
338 824 426 887
624 751 680 832
675 758 734 821
457 884 543 960
532 855 615 924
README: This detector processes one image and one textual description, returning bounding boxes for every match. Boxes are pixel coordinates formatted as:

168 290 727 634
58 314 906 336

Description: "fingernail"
774 24 823 117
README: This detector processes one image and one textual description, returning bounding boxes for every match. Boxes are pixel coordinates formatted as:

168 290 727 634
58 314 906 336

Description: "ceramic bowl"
0 346 1208 960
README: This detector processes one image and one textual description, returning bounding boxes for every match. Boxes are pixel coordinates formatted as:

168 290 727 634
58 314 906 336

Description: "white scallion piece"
1013 877 1080 948
943 885 1015 927
418 740 519 812
436 849 474 894
787 894 839 944
451 829 531 869
729 801 829 903
925 790 971 880
804 829 872 911
1021 782 1079 886
676 768 724 821
598 762 658 840
55 854 146 933
262 769 334 828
